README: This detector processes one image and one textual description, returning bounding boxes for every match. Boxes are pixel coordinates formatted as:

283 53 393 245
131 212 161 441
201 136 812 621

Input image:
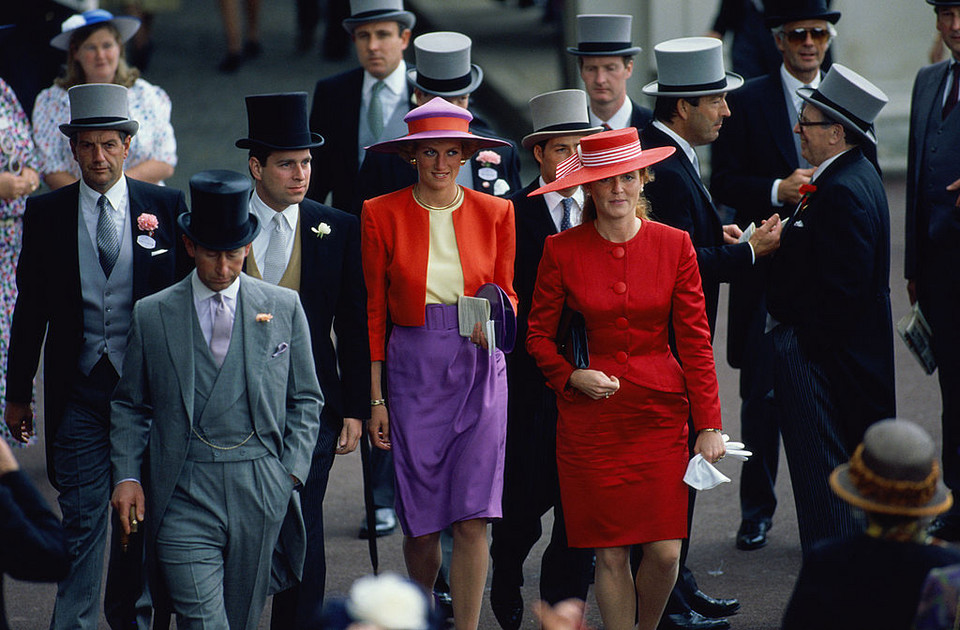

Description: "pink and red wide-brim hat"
529 127 675 195
366 97 509 154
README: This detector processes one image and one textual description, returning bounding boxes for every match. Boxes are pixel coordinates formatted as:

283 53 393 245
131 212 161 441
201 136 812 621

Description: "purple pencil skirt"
386 304 508 537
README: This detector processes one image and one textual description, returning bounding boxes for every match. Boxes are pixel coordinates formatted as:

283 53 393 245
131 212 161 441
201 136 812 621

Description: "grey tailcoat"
110 273 323 593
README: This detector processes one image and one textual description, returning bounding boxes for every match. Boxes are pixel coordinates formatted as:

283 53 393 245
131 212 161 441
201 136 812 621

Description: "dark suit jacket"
0 470 69 630
640 124 753 334
766 148 895 447
245 198 370 429
782 535 960 630
354 117 523 213
5 178 189 486
629 98 653 130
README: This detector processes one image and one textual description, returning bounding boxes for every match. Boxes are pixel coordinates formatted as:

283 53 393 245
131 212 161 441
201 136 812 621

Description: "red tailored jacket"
361 185 518 362
526 220 721 431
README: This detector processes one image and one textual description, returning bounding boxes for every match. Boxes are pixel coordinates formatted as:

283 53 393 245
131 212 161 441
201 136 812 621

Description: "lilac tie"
209 293 232 367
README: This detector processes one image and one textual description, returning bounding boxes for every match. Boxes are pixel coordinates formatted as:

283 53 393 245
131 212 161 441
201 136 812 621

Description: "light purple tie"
209 293 232 367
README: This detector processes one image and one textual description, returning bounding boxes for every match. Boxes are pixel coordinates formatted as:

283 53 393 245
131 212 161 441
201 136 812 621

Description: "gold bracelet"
371 398 386 407
699 428 722 434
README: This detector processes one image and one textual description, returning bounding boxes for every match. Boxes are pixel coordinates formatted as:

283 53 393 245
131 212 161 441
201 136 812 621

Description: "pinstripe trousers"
772 325 864 555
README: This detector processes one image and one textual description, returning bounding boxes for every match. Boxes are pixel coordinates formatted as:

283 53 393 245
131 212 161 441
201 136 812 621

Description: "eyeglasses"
797 118 836 128
781 27 830 44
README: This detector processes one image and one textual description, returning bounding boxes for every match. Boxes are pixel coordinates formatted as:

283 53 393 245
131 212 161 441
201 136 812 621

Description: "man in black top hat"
235 92 370 630
110 169 323 630
710 0 840 553
4 82 188 630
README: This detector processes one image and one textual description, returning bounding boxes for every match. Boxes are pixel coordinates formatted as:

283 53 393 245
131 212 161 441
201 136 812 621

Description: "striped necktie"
96 194 120 277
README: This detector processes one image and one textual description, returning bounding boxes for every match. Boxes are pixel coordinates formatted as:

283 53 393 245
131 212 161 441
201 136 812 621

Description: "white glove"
722 434 752 462
683 454 731 490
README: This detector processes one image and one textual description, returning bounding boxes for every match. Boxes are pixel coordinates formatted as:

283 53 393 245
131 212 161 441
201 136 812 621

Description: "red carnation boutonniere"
797 184 817 214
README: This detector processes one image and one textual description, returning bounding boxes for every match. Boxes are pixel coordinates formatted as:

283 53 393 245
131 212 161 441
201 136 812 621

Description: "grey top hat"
797 63 888 145
642 37 744 98
342 0 415 34
567 14 642 57
407 32 483 98
521 89 602 150
830 419 952 518
58 83 140 138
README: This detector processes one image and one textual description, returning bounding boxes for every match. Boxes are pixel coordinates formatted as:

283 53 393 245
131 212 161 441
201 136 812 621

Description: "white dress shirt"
359 60 408 162
192 270 240 347
541 179 585 231
250 192 298 272
80 175 128 246
589 97 633 130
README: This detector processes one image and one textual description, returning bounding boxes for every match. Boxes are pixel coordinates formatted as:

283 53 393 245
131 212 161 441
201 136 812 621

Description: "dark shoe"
217 53 242 73
242 40 262 59
433 589 454 620
687 590 740 618
929 517 960 542
358 507 397 539
658 610 730 630
490 584 523 630
736 519 771 551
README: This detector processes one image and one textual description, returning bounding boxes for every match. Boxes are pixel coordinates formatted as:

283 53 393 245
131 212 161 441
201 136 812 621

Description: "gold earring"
409 158 417 165
460 159 467 165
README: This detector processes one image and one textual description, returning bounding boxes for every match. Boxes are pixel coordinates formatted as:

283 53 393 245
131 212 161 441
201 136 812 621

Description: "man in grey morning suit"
110 170 322 629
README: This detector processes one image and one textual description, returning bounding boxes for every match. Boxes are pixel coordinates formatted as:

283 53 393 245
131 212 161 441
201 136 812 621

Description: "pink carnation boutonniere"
256 313 273 323
136 213 159 237
476 150 501 167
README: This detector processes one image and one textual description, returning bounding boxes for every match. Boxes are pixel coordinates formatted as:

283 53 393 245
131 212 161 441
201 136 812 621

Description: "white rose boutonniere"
311 222 332 238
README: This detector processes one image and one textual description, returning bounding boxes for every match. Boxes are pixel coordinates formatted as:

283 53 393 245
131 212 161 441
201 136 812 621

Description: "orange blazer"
526 220 721 432
361 186 518 362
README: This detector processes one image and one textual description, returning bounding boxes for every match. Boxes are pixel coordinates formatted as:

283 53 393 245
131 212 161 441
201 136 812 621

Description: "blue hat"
50 10 141 51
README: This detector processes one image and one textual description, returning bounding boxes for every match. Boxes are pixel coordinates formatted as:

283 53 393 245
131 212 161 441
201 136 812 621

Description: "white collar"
191 268 241 303
541 177 584 210
251 190 299 231
810 148 852 182
781 64 821 110
362 60 407 97
79 174 127 211
589 97 632 130
652 120 698 169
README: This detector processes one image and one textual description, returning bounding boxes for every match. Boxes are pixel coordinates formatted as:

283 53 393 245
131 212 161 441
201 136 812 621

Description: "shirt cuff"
747 242 756 265
115 478 141 487
770 179 785 207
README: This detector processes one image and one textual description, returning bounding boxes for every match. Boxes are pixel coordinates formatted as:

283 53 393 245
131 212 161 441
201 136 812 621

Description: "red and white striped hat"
529 127 674 196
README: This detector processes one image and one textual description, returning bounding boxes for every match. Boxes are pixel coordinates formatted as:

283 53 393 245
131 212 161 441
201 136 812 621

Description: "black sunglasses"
782 27 830 44
797 118 836 128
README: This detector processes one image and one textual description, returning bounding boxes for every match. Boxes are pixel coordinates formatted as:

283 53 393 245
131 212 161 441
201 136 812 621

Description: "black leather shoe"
658 610 730 630
687 590 740 618
357 507 397 539
433 589 454 620
490 586 523 630
736 519 771 551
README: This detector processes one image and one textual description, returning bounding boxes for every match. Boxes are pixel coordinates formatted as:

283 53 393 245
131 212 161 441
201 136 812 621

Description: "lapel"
239 276 276 416
127 178 152 300
298 202 325 293
765 77 800 169
918 61 952 143
62 183 84 311
159 277 196 423
346 69 364 173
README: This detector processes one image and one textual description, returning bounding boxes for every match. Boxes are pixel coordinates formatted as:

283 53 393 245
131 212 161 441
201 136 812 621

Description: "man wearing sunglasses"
906 0 960 543
709 0 842 554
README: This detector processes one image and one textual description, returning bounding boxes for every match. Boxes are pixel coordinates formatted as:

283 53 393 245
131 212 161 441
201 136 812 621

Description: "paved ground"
4 1 941 628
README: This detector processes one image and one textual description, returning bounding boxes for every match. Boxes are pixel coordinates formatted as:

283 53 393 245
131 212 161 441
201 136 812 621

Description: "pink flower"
476 150 501 166
256 313 273 322
137 213 159 236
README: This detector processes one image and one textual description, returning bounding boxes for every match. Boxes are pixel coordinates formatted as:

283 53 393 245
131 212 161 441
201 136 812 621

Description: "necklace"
413 184 463 211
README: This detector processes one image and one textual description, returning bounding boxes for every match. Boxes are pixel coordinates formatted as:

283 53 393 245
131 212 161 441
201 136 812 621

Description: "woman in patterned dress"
32 9 177 189
0 76 40 444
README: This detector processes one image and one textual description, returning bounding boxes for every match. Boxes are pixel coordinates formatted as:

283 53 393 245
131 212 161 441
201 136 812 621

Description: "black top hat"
927 0 960 6
235 92 324 151
764 0 841 28
179 170 260 251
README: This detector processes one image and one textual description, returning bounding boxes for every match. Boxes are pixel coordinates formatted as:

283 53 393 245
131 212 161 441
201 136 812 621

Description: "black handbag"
555 305 589 369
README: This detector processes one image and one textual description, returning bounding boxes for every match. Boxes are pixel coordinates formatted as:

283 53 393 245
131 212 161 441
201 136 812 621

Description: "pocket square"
150 248 168 257
271 342 289 358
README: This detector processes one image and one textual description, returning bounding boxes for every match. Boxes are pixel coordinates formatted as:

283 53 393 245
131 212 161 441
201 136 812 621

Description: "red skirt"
556 379 689 548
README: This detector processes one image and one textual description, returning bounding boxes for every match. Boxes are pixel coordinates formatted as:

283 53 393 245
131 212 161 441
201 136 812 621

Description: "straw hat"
830 419 952 518
521 89 602 150
797 63 888 145
51 9 141 51
58 84 139 138
342 0 416 34
179 170 260 251
365 97 508 155
566 14 642 57
642 37 743 98
407 32 483 98
529 127 675 196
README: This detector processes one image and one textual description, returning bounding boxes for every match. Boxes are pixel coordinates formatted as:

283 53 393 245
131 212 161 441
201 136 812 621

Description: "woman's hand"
368 404 391 450
0 170 39 201
568 369 619 400
694 430 726 464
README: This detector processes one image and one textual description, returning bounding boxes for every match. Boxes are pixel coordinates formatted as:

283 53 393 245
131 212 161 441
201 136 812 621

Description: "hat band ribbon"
577 41 633 53
351 9 398 19
416 72 472 94
656 78 728 93
536 122 596 133
553 139 645 179
554 152 582 179
848 444 939 508
406 116 471 136
807 91 872 134
70 116 130 125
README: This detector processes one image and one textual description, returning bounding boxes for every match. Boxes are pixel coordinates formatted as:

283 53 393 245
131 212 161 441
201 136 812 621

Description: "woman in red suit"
362 97 517 630
526 128 725 630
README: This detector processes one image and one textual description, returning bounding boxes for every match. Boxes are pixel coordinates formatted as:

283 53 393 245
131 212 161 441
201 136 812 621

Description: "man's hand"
0 438 20 476
748 214 782 258
722 224 742 245
111 480 145 536
947 176 960 208
776 168 815 206
336 417 362 455
3 401 33 444
368 405 390 450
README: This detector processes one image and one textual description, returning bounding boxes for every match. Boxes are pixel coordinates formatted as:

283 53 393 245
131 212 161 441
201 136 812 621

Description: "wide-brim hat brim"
366 129 508 155
566 45 642 57
235 133 325 151
177 211 260 251
797 86 877 145
59 119 139 137
51 15 141 50
521 125 603 150
763 10 841 28
829 464 953 518
642 72 745 98
407 65 483 98
342 10 415 33
529 146 676 196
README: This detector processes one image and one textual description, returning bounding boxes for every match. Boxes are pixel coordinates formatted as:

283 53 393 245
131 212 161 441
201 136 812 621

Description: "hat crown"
239 92 322 150
403 96 472 130
813 63 888 127
184 170 258 251
529 89 591 132
764 0 841 27
576 14 633 46
68 83 130 121
860 420 936 485
653 37 729 91
349 0 405 17
414 31 472 81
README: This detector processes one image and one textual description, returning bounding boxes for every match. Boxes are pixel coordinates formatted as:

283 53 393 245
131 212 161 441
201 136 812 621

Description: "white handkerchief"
683 454 731 490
